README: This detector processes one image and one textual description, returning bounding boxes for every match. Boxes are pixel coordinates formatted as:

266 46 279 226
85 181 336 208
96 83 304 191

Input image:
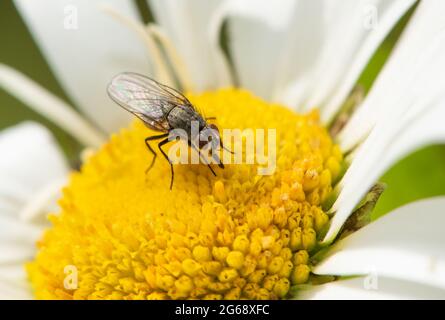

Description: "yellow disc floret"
27 88 343 300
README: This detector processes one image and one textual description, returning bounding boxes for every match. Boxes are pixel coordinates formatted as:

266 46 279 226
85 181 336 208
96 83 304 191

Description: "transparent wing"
107 72 194 131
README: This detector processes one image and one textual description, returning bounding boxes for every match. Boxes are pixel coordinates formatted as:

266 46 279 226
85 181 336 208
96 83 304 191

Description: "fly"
107 72 229 189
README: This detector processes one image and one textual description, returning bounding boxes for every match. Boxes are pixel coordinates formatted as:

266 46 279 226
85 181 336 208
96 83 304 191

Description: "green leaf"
372 145 445 219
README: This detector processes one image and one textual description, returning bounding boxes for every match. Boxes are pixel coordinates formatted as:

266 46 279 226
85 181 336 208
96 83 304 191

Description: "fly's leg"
157 138 175 190
205 117 233 156
144 133 169 175
220 139 235 155
207 164 217 176
190 143 217 176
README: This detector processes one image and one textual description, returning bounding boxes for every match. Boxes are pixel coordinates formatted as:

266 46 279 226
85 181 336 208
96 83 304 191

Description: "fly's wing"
107 72 195 131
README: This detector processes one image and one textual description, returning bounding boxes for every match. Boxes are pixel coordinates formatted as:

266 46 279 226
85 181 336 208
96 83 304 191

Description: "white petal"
148 0 233 91
327 102 445 243
223 0 306 101
99 4 175 89
223 0 414 121
325 2 445 242
0 64 105 147
19 178 66 223
339 0 445 150
0 122 68 253
0 243 38 265
0 279 33 300
0 264 34 300
0 123 68 298
14 0 152 133
316 198 445 292
0 265 30 284
0 215 43 248
297 277 445 300
0 122 68 215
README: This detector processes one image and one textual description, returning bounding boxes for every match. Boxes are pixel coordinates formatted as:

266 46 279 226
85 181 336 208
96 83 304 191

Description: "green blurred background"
0 1 444 218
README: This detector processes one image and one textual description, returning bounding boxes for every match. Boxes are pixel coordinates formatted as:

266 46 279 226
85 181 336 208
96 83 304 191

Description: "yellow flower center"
27 88 343 300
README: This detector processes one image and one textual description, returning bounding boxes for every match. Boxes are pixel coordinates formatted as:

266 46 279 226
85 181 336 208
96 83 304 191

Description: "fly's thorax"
167 106 205 133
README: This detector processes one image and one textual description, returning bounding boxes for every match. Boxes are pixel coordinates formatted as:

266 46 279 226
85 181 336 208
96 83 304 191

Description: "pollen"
27 88 343 300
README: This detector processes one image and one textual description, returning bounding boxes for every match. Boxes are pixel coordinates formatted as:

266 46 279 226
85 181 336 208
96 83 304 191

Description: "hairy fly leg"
157 138 175 190
144 133 169 175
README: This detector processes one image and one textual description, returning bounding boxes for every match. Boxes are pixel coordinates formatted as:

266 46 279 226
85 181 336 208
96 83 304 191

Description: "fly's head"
198 123 221 150
198 123 224 168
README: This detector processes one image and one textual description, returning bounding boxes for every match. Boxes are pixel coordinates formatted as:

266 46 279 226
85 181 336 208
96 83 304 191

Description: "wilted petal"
14 0 153 133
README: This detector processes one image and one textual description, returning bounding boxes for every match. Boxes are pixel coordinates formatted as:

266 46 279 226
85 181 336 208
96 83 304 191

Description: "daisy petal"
0 243 37 265
0 64 105 147
297 277 445 300
0 265 29 285
316 198 445 292
0 122 68 243
325 1 445 242
0 122 68 217
222 0 414 121
0 123 68 298
327 100 445 243
339 0 445 150
0 214 43 248
0 264 33 300
14 0 152 133
0 279 33 300
148 0 233 91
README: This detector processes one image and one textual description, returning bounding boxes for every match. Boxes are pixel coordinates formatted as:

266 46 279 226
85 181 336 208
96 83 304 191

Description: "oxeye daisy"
1 0 445 300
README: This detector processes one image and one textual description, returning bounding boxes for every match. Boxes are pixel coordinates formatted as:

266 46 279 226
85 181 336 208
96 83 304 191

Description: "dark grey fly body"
107 72 227 189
